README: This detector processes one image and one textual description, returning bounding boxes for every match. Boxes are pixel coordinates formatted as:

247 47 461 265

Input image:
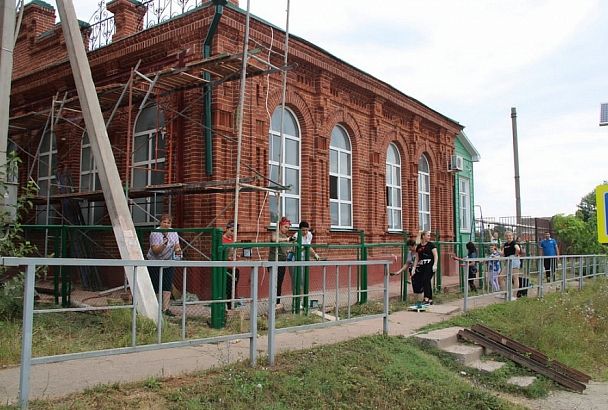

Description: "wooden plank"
458 329 586 392
56 0 159 322
472 325 591 383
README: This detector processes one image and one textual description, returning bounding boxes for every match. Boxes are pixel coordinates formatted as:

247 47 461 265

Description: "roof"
225 2 462 130
456 131 480 162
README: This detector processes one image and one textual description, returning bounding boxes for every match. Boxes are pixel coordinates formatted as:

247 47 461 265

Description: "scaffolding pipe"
274 0 291 235
231 0 252 308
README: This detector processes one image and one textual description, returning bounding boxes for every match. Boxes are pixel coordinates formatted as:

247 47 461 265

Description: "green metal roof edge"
38 20 90 39
107 0 145 7
26 0 54 10
224 2 462 129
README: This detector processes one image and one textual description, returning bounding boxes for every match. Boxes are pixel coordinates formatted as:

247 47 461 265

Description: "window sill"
329 228 359 233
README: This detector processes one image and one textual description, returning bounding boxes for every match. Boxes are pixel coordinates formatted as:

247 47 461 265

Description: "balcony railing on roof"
88 0 208 50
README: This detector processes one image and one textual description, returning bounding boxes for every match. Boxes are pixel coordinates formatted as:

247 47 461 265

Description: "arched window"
418 155 431 231
386 143 402 231
329 125 352 228
268 107 300 224
36 131 57 224
80 134 104 224
131 105 165 224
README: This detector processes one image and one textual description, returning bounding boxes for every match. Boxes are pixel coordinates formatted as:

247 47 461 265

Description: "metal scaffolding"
6 0 294 248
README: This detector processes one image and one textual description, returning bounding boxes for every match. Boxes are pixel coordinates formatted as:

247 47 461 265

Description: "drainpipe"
202 0 227 176
205 0 227 328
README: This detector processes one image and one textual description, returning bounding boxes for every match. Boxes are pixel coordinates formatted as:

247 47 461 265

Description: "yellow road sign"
596 184 608 243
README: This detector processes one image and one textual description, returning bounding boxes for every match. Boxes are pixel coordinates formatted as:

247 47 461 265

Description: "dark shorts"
149 266 175 293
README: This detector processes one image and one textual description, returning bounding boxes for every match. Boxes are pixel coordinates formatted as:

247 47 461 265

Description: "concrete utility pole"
0 0 16 202
56 0 158 321
511 107 522 227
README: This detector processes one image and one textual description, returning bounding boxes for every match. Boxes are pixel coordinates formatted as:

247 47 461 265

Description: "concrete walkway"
0 294 497 405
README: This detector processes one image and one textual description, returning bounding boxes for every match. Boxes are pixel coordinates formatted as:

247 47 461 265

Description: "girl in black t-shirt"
501 231 521 299
412 231 438 305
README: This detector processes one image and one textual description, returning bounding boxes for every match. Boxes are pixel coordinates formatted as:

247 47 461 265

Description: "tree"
576 181 606 222
553 182 608 255
552 214 604 254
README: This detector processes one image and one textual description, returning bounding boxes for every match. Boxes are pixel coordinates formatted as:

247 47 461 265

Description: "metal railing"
88 0 209 50
461 254 608 311
2 256 390 408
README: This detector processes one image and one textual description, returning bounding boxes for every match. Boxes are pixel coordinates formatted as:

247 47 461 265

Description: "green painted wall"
453 138 476 249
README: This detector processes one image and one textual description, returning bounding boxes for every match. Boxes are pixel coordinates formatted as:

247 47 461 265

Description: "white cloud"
44 0 608 219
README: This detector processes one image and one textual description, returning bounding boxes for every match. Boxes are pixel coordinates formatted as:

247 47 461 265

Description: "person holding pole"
268 217 292 310
223 221 240 310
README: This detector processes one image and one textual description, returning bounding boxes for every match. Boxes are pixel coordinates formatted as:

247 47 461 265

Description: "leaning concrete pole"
0 0 16 194
56 0 158 321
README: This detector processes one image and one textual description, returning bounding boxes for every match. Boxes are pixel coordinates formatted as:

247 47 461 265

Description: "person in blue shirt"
539 232 559 281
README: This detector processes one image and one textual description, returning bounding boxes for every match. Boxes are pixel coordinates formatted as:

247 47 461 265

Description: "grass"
22 336 522 410
422 277 608 380
3 278 607 409
0 305 325 367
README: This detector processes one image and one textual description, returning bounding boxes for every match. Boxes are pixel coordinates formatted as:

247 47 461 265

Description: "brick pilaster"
107 0 146 41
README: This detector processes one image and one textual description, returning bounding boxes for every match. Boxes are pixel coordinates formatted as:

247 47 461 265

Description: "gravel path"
507 382 608 410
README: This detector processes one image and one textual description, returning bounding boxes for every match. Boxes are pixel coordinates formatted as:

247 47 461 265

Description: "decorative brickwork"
10 2 462 287
107 0 146 41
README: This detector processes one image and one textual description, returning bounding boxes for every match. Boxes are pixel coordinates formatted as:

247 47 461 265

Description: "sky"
44 0 608 219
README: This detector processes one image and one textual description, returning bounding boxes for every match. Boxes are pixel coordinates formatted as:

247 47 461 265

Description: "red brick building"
9 0 463 291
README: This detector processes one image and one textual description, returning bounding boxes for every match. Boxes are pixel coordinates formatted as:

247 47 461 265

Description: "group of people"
146 214 560 315
451 230 560 299
267 217 320 310
146 214 321 315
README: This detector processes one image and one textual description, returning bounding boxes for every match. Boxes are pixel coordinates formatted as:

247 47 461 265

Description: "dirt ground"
505 381 608 410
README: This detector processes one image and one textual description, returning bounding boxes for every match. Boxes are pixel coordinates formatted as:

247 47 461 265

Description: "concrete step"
442 344 484 365
507 376 537 388
414 326 464 349
467 359 506 373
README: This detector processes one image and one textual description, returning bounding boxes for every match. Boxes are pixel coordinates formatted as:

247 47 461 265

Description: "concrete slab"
426 304 460 315
467 359 506 373
414 326 464 349
508 376 537 388
442 344 484 364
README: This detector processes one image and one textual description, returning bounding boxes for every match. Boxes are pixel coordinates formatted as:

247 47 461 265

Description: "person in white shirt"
147 214 182 316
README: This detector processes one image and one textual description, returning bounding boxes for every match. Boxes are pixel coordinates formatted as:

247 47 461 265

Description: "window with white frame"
80 134 104 224
329 125 352 228
268 107 300 225
386 143 402 231
131 106 166 224
418 155 431 231
36 131 58 224
459 177 471 232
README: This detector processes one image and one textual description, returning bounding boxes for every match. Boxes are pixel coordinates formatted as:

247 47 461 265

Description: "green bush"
0 153 39 321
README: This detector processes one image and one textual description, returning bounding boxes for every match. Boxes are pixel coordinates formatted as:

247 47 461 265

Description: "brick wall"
10 0 461 269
